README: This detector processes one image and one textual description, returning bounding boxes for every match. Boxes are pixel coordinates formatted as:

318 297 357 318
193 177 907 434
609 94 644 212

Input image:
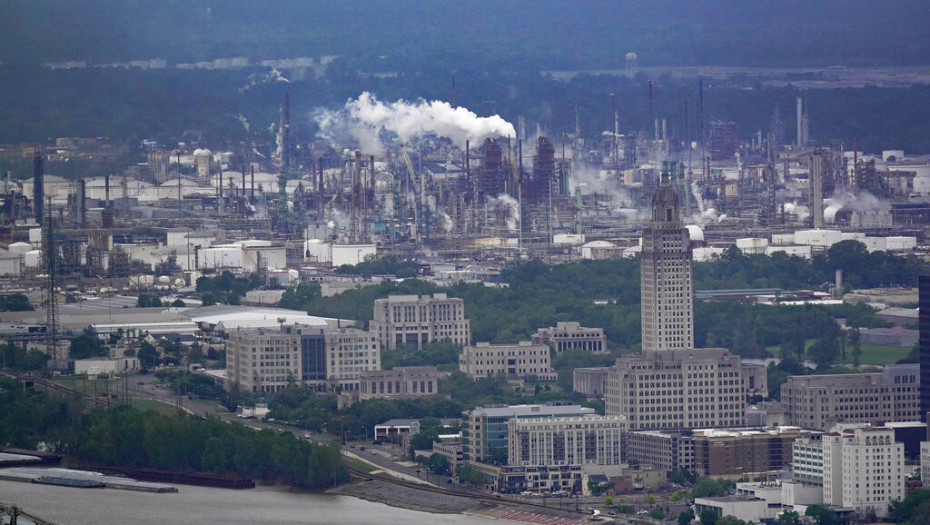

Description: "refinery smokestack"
810 149 824 229
33 151 44 224
835 269 843 299
796 97 803 148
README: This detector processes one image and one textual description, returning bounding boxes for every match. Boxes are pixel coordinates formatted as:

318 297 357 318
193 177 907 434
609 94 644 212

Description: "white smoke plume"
569 166 633 207
438 211 453 233
783 202 810 221
236 114 250 134
487 194 520 231
315 92 516 152
825 190 891 214
239 68 289 93
687 207 725 225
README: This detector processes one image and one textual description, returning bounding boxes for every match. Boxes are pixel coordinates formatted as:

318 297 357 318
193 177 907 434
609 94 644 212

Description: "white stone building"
459 341 557 381
370 293 471 350
507 414 627 468
822 425 904 517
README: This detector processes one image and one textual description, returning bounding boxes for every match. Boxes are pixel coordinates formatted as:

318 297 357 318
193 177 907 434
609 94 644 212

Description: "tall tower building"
919 273 930 421
641 166 693 353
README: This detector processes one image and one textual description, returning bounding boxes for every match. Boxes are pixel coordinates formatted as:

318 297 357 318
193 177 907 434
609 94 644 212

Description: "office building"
822 425 904 517
359 366 441 400
226 324 379 393
792 433 825 486
781 364 920 431
459 341 557 381
605 348 748 431
462 404 594 463
531 322 606 353
507 414 627 468
640 169 693 353
369 293 471 350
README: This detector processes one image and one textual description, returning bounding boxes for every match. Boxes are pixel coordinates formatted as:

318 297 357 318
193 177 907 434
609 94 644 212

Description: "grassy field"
857 343 911 365
766 340 909 366
344 457 378 473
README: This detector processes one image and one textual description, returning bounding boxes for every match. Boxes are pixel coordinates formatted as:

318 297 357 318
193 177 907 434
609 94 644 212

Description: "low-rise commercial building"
459 341 557 381
531 322 606 353
359 366 441 400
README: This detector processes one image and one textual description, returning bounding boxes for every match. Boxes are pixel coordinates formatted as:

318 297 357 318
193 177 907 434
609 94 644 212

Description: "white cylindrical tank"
158 275 170 284
736 238 769 254
766 245 812 259
28 228 42 245
914 176 930 195
885 236 917 251
24 250 42 267
8 242 31 255
860 237 887 252
685 225 704 243
882 150 904 161
693 246 726 262
794 229 842 247
305 239 332 263
554 233 585 246
771 233 795 246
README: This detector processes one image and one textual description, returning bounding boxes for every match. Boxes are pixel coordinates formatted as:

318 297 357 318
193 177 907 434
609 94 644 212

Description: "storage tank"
885 236 917 251
8 242 32 255
860 237 887 252
771 233 795 246
24 250 42 267
794 229 842 247
693 246 726 262
765 245 812 259
736 237 769 254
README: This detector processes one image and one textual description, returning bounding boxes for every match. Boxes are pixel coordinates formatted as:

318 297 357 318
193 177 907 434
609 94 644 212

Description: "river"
0 480 501 525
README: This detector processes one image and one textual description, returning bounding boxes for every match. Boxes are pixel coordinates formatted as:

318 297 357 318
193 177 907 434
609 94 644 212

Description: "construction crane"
399 144 421 249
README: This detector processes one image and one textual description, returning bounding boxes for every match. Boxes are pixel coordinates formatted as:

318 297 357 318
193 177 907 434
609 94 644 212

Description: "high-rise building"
369 293 471 350
919 274 930 421
641 172 693 353
605 167 749 431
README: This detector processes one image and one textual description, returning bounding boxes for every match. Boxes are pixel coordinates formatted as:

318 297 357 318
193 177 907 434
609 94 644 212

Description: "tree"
138 342 159 370
171 298 186 307
0 293 34 312
700 509 719 525
805 505 839 525
137 293 163 307
778 510 801 525
679 509 695 525
68 333 108 360
691 477 727 498
645 494 657 505
651 509 666 520
456 464 481 486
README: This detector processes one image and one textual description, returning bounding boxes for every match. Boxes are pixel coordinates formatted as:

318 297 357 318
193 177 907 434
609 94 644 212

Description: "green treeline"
290 243 920 358
0 377 348 489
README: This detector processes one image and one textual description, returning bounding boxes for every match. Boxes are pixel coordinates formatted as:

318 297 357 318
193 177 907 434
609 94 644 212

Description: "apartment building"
507 414 627 468
822 425 904 517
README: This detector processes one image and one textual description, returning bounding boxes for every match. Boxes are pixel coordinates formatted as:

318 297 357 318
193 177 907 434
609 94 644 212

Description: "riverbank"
330 478 482 514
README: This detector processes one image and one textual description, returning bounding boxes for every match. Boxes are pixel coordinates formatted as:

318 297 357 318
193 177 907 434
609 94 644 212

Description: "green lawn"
344 456 378 473
766 340 909 366
857 343 911 365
